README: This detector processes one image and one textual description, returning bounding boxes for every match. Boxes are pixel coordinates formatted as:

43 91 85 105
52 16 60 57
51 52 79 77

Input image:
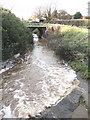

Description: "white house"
36 17 46 22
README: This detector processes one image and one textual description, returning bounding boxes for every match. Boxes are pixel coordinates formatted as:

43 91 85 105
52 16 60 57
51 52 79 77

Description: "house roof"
37 17 46 20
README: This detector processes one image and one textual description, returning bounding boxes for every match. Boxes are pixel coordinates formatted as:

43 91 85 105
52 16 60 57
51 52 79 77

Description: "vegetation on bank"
24 19 89 29
45 25 88 79
51 19 89 27
2 8 33 61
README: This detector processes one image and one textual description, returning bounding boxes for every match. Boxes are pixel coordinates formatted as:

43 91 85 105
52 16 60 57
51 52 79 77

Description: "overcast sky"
0 0 89 20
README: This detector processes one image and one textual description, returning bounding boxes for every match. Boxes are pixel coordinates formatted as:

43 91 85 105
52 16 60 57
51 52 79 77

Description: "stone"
42 97 77 118
71 104 88 118
67 89 82 105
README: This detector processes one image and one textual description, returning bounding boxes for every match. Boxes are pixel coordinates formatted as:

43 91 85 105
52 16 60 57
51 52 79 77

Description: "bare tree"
33 7 43 18
58 9 71 19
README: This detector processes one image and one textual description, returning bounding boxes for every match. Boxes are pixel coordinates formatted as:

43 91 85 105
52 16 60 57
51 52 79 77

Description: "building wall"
88 2 90 17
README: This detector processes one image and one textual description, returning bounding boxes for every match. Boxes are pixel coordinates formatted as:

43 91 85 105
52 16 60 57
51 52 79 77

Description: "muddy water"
0 34 79 118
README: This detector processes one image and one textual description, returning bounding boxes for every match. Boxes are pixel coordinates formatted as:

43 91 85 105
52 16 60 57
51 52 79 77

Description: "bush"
51 19 88 27
56 45 76 61
2 8 33 60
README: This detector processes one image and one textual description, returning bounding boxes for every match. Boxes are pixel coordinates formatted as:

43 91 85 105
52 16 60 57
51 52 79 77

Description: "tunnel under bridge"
28 27 46 38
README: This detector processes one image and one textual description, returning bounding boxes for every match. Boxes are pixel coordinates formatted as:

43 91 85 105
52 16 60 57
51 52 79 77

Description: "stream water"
0 34 79 118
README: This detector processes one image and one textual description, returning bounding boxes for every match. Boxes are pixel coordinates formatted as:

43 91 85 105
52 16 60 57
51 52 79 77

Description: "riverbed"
0 34 79 118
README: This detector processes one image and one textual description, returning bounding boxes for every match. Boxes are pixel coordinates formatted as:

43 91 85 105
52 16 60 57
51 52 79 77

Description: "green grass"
79 97 90 112
69 61 88 79
60 26 88 79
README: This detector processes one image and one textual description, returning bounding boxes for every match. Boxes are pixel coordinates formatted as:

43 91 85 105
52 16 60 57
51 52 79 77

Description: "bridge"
24 22 48 38
25 22 60 38
24 22 50 38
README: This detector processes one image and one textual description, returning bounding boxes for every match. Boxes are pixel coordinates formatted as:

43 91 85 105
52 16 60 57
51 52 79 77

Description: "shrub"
51 19 88 27
56 45 76 61
2 8 33 60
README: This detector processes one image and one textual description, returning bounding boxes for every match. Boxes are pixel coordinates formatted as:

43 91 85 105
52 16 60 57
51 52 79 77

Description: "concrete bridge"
28 26 46 38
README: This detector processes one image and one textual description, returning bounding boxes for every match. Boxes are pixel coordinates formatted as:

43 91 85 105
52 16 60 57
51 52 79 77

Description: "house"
36 17 46 22
51 18 61 22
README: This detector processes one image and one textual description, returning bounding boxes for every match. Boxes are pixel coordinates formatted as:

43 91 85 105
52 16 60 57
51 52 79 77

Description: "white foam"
2 105 15 118
0 65 14 74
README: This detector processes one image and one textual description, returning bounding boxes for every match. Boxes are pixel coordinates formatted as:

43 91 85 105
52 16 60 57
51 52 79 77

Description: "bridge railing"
24 22 51 27
30 23 45 25
24 21 62 28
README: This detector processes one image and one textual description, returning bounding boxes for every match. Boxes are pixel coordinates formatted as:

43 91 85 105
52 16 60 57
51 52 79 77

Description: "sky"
0 0 90 20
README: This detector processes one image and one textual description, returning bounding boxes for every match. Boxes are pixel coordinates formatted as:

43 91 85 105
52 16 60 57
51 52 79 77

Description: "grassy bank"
45 25 88 79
